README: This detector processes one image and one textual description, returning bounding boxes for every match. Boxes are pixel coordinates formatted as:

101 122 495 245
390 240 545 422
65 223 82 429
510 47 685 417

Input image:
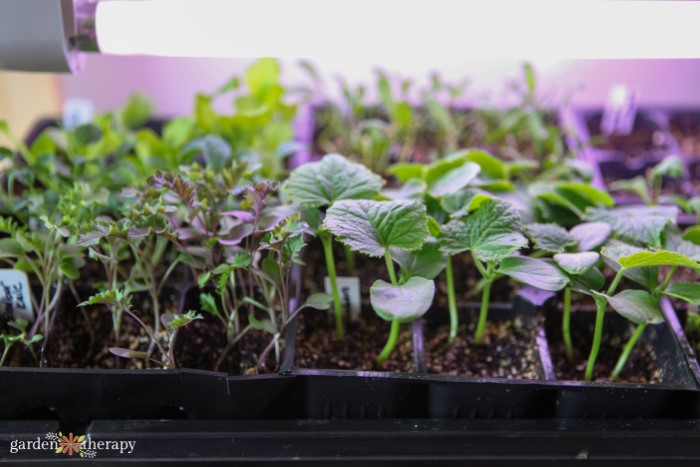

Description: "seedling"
610 155 686 205
323 199 435 366
283 154 384 339
80 289 202 369
439 199 568 343
0 318 43 367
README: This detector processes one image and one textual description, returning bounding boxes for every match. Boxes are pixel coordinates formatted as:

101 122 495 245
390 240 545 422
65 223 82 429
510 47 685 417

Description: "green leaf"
570 266 605 294
663 283 700 305
426 161 481 197
370 277 435 323
569 221 612 252
381 179 426 201
387 163 424 183
440 190 491 218
73 124 103 147
110 348 149 359
200 293 221 319
59 258 81 280
323 200 428 257
606 290 664 325
651 155 684 180
610 177 652 205
303 293 334 310
161 310 203 331
584 205 678 247
617 250 700 271
248 314 277 335
496 256 569 291
79 290 125 307
0 238 23 258
601 240 658 290
120 93 153 129
181 136 231 171
245 58 280 98
683 225 700 245
391 240 447 281
524 223 576 253
462 149 508 179
438 199 528 263
283 154 384 208
553 252 600 275
666 228 700 260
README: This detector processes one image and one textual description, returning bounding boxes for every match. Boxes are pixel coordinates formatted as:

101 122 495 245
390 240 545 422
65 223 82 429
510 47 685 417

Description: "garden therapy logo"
9 432 136 458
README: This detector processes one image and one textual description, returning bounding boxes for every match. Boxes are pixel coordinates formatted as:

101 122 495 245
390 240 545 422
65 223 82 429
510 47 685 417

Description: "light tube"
95 0 700 60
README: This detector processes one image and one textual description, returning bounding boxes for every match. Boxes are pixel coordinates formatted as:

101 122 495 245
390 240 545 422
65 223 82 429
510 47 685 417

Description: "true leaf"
283 154 384 208
569 221 612 251
391 240 447 281
438 199 528 262
663 283 700 305
584 205 678 247
496 256 569 291
617 250 700 271
524 223 576 253
606 290 664 325
323 200 428 257
570 266 605 294
370 277 435 323
302 293 334 310
553 251 600 275
602 240 658 290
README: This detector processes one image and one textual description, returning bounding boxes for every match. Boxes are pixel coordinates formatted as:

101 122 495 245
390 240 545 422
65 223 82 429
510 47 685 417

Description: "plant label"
324 276 361 322
0 270 33 322
63 98 95 130
601 84 637 135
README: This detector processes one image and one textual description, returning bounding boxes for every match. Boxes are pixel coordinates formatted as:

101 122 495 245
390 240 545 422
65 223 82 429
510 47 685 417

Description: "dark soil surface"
293 309 416 372
423 313 541 379
586 112 672 160
545 301 661 383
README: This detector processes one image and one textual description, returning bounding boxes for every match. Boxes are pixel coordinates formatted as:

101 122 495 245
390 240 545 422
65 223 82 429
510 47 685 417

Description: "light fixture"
2 0 700 73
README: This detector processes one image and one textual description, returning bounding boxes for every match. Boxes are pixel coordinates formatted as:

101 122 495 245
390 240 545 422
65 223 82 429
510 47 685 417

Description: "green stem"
321 233 344 340
384 248 398 286
376 319 400 366
446 256 458 344
584 299 606 381
475 279 492 343
344 244 356 276
0 343 11 367
656 266 677 297
563 287 573 363
607 268 625 296
610 323 647 381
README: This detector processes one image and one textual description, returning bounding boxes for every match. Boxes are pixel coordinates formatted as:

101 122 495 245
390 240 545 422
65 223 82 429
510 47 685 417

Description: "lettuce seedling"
283 154 384 339
323 199 434 366
439 199 568 343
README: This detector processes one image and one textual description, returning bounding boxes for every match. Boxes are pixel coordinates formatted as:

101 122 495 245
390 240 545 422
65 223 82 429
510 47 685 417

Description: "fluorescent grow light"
95 0 700 60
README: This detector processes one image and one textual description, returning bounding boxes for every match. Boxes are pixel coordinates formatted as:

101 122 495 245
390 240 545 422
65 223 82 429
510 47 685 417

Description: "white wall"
57 57 700 117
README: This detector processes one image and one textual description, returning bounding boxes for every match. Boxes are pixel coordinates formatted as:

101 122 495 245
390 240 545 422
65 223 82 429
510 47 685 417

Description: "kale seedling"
439 199 568 343
283 154 384 339
80 289 202 369
323 199 434 366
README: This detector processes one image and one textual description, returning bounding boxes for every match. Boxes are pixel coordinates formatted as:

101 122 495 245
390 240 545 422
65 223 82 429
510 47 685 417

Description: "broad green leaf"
73 124 102 147
440 190 492 218
391 240 447 281
606 290 664 325
462 149 507 179
666 228 700 260
683 225 700 245
570 266 605 294
438 199 528 262
427 217 441 237
283 154 384 207
370 277 435 323
524 223 576 253
381 179 426 201
569 221 612 252
496 256 568 291
324 200 428 257
553 252 600 275
387 163 424 183
120 93 153 130
584 205 678 247
428 162 480 197
245 58 280 98
601 240 658 290
303 293 334 310
181 136 231 171
555 183 614 208
617 250 700 271
664 283 700 305
0 238 23 258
